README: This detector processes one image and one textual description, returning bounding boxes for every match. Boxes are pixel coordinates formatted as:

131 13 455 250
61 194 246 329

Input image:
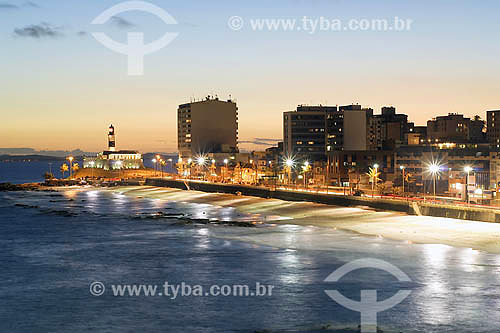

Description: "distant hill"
0 155 67 162
0 148 96 157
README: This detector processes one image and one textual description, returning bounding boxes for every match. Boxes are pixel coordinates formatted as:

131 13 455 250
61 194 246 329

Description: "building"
328 149 395 188
373 106 410 149
178 96 238 158
394 143 500 200
283 105 336 161
427 113 470 143
83 125 143 170
342 105 374 151
487 110 500 146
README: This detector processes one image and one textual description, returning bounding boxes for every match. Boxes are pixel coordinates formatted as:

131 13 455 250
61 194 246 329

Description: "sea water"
1 189 500 332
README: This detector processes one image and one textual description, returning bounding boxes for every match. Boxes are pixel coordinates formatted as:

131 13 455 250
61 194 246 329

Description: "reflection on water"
1 189 500 332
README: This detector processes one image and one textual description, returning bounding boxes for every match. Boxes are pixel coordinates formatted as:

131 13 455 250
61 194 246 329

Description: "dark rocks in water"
133 211 186 220
178 217 256 228
0 183 41 191
15 203 39 209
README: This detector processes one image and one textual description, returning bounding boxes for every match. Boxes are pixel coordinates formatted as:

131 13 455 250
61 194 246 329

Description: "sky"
1 0 500 153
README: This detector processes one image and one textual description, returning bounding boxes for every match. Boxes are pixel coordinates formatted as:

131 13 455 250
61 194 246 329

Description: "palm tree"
60 163 69 178
367 167 381 197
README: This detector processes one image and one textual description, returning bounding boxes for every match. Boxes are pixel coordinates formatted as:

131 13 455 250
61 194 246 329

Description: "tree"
72 162 79 174
367 167 381 197
60 163 69 178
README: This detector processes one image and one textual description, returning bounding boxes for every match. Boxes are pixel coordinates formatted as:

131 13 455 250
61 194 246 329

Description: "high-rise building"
283 105 337 161
342 105 374 151
178 96 238 158
487 110 500 146
374 106 410 149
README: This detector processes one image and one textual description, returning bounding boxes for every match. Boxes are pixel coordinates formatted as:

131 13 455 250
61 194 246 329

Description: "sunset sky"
1 0 500 153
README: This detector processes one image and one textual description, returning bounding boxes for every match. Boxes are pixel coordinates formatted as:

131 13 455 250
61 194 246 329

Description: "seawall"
145 178 500 224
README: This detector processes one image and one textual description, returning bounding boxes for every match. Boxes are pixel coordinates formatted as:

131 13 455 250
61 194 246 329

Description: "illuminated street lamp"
284 158 295 186
197 157 206 166
67 156 74 178
428 163 441 200
464 166 473 204
302 161 310 189
370 163 380 197
152 158 157 176
400 165 406 197
222 158 229 182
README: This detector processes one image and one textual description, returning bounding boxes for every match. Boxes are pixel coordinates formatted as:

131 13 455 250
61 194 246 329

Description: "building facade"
283 105 336 161
178 96 238 158
427 113 470 142
487 110 500 146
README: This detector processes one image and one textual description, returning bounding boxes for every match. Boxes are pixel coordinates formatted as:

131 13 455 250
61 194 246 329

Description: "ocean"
1 163 500 332
0 160 74 184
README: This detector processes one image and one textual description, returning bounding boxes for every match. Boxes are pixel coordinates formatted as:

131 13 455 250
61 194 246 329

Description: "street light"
428 163 441 200
371 163 380 197
464 166 473 204
303 161 310 189
67 156 74 179
400 165 406 197
222 158 229 182
284 158 295 186
152 158 157 176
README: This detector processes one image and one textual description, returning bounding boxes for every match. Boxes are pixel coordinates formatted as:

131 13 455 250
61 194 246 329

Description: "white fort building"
83 125 143 170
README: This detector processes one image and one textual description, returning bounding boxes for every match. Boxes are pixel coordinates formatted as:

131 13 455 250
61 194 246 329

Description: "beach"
111 185 500 254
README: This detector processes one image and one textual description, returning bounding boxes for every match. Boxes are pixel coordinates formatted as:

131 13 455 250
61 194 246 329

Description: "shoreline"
108 185 500 254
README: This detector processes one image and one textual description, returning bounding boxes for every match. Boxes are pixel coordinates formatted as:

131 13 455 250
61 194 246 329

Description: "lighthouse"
108 124 116 151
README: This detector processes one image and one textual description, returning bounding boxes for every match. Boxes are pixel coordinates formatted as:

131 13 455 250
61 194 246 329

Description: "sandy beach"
105 185 500 254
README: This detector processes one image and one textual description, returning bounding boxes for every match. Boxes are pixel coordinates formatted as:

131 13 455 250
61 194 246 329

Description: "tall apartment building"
487 110 500 146
342 105 375 151
178 97 238 158
427 113 470 142
373 107 410 149
283 105 336 161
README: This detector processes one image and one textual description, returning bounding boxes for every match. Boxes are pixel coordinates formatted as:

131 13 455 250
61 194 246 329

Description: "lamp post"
303 161 310 190
223 158 228 183
400 165 405 198
67 156 74 179
372 163 379 198
464 166 473 204
187 158 193 178
89 161 95 179
152 158 157 176
285 158 294 188
429 163 440 201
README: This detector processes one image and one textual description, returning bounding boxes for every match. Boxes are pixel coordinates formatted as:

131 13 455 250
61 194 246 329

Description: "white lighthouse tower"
108 124 116 152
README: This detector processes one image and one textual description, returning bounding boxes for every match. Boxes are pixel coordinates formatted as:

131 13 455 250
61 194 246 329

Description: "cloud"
13 22 63 38
111 16 134 28
239 138 281 146
0 2 17 9
23 1 39 8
